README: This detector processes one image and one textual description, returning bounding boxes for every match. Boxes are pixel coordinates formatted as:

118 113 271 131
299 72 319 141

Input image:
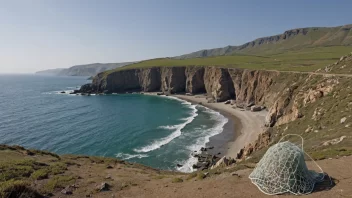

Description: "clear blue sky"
1 0 351 73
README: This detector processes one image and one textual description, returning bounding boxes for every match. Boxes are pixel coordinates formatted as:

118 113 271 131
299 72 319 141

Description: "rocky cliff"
85 66 326 127
82 63 351 161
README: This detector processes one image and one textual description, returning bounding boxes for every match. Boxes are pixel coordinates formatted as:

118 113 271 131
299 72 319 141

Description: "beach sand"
173 94 267 158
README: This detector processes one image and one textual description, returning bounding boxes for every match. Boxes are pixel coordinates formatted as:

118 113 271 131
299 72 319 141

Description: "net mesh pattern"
249 141 323 195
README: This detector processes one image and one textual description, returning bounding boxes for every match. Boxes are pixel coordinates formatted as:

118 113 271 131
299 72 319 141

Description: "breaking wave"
177 107 228 173
134 96 198 153
115 152 149 160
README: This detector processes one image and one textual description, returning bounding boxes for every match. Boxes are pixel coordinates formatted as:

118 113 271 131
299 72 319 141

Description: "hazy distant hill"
36 62 134 76
35 68 65 75
174 24 352 59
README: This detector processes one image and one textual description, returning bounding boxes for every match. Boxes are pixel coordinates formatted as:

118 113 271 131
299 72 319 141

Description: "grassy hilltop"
106 46 352 74
102 24 352 75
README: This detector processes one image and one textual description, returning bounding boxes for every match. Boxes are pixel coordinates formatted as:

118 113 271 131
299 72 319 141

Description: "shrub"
0 180 42 198
42 175 76 193
171 178 183 183
31 169 49 180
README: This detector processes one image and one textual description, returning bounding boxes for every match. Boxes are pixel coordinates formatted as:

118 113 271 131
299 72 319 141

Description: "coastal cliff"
86 66 341 128
81 59 352 163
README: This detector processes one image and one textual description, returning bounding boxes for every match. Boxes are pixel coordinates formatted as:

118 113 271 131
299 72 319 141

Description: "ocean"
0 74 227 172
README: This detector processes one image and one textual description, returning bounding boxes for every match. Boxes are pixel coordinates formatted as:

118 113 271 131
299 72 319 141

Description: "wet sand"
173 94 267 158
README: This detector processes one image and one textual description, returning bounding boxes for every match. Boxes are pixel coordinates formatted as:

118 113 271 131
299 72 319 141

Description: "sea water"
0 74 227 172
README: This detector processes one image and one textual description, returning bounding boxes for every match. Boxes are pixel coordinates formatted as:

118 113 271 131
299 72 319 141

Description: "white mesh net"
249 138 325 195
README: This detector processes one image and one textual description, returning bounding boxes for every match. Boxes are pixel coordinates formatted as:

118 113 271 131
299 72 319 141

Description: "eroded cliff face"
89 66 341 128
204 67 235 102
160 67 186 94
139 68 161 92
185 67 205 94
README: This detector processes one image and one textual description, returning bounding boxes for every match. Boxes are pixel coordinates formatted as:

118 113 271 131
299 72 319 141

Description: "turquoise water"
0 74 227 172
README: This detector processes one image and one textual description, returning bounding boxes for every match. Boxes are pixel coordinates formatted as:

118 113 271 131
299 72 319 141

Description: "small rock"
61 185 74 195
231 172 242 178
200 147 207 152
224 100 231 104
322 136 347 146
60 91 66 94
305 126 313 133
176 164 183 168
106 164 113 169
105 175 112 179
341 117 347 124
246 102 255 107
207 146 214 149
250 106 262 112
95 182 110 192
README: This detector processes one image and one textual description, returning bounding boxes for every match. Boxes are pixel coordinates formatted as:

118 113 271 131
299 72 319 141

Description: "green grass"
171 177 183 183
0 180 41 198
31 169 49 180
104 46 352 75
42 175 76 193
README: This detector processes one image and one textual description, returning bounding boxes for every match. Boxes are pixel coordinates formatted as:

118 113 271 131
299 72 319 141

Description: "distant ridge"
174 24 352 59
36 62 134 76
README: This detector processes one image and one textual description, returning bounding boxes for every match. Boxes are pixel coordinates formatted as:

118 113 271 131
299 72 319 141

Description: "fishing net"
249 135 325 195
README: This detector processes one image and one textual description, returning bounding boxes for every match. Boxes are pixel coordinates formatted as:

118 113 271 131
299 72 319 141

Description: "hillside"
175 24 352 59
36 62 134 76
35 68 65 75
105 46 352 74
1 144 351 197
16 52 352 197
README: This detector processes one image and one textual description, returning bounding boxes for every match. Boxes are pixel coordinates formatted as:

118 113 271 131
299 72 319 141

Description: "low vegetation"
104 46 352 75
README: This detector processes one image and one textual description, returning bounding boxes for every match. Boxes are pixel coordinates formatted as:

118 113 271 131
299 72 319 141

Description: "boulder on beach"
251 106 262 112
211 156 236 169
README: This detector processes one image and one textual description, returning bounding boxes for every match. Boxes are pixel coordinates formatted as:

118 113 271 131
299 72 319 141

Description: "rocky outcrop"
185 67 205 94
228 69 278 105
160 67 186 94
204 67 235 102
85 66 339 129
138 68 161 92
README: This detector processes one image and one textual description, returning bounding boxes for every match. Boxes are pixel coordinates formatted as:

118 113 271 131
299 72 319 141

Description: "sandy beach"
173 94 267 158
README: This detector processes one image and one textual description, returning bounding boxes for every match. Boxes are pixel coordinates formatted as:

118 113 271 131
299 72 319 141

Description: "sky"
0 0 351 73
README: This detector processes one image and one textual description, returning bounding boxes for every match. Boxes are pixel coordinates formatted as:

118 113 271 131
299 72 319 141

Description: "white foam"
115 153 148 160
177 108 228 173
134 97 198 153
158 125 179 130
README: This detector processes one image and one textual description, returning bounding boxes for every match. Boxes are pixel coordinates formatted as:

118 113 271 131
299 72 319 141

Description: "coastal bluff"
81 66 337 129
78 61 352 163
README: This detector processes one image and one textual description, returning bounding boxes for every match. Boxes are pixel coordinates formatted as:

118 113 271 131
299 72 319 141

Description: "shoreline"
172 94 267 158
